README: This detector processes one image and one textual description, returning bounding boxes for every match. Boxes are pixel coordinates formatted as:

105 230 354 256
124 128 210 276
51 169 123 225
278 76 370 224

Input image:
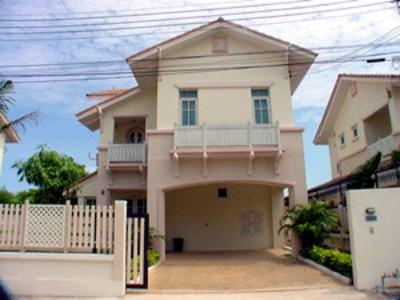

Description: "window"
352 125 358 139
83 198 96 206
339 133 345 146
252 89 270 124
126 199 147 214
128 128 144 144
180 90 197 126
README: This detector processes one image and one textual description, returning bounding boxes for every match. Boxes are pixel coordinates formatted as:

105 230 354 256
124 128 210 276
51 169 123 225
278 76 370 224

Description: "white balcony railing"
173 122 280 149
367 135 397 158
108 144 146 163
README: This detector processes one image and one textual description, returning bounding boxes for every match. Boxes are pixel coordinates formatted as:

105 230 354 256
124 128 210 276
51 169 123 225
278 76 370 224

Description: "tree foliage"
0 79 40 132
12 145 86 204
279 200 341 250
347 151 382 189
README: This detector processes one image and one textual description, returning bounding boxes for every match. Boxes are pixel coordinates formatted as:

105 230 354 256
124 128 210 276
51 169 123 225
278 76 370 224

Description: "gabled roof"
77 18 317 131
126 17 317 93
0 111 20 143
76 86 141 131
314 74 400 145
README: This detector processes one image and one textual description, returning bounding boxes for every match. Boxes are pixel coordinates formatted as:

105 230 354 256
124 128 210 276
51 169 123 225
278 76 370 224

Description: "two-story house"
0 111 20 178
314 74 400 179
75 18 317 256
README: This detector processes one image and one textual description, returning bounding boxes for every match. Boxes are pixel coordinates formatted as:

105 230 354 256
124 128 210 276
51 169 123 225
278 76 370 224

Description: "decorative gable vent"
213 37 228 53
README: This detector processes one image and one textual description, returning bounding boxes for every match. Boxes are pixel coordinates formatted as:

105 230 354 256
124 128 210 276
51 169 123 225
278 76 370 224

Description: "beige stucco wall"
165 183 274 252
147 128 306 254
99 88 157 146
328 81 396 178
347 188 400 290
77 175 97 199
157 35 294 129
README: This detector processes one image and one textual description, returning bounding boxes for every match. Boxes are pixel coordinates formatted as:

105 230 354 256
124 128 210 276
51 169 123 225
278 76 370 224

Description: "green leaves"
12 145 87 204
347 151 382 189
0 79 40 133
279 200 341 249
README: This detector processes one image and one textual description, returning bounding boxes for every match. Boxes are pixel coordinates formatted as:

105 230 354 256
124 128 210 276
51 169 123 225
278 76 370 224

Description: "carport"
147 249 344 292
164 181 285 252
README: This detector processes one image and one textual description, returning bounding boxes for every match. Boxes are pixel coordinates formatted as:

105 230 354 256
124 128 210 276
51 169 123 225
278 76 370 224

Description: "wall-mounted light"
365 207 376 215
101 189 105 195
387 88 393 98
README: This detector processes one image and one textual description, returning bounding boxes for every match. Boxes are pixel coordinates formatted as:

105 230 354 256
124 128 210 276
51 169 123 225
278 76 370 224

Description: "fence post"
64 200 71 253
19 200 29 252
113 200 127 284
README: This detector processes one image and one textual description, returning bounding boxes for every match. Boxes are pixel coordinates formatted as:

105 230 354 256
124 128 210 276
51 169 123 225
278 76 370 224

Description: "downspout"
95 105 104 133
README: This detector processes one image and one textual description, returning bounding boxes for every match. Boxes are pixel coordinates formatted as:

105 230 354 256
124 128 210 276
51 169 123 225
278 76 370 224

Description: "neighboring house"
314 74 400 180
75 18 317 255
0 111 20 178
310 74 400 252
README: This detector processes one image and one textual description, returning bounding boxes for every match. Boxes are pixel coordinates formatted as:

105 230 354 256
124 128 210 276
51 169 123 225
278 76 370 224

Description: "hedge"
301 245 353 279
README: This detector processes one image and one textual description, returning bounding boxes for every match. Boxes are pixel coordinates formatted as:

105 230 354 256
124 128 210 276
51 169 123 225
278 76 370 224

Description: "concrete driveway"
146 249 346 293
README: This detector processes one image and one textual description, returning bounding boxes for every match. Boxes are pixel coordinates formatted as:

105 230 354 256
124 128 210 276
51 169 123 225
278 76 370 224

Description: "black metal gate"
126 213 149 289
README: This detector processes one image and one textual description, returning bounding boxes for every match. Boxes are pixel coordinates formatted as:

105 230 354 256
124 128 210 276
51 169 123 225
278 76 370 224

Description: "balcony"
367 135 397 158
171 123 282 177
108 144 147 164
173 122 280 149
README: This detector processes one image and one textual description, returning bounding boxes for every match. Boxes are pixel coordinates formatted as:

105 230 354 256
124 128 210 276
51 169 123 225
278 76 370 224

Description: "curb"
298 256 352 285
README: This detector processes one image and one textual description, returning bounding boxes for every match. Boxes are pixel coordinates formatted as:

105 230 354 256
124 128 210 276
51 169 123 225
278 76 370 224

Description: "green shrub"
301 246 353 279
148 249 160 267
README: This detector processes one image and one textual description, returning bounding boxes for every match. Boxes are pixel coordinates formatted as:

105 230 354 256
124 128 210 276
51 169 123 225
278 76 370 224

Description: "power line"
0 0 311 26
0 1 388 36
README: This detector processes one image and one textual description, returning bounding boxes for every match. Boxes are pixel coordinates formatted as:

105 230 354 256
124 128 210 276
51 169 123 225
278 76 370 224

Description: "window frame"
351 124 359 141
180 90 198 126
339 133 346 147
252 89 271 124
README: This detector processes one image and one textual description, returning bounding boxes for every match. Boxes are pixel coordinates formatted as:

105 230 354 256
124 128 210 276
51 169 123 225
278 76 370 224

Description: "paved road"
126 288 395 300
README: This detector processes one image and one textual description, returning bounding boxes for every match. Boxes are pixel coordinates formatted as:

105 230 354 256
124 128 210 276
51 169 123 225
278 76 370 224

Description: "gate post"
113 201 127 288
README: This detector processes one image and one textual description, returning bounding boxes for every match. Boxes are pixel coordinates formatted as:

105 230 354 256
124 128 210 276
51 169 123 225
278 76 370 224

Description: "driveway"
146 249 346 293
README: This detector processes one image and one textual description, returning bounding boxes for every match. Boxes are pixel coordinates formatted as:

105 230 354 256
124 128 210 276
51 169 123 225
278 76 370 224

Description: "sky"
1 0 399 193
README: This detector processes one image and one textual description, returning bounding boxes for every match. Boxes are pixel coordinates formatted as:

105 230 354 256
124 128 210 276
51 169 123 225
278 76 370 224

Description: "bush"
301 245 353 279
148 249 160 267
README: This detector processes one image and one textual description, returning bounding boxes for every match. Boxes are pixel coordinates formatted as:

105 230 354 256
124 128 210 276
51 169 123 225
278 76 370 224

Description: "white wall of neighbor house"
328 81 394 178
165 183 282 252
347 188 400 290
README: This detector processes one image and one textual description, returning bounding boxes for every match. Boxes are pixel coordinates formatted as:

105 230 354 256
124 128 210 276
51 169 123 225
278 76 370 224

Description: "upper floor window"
339 133 345 146
252 89 271 124
352 125 358 139
180 90 197 126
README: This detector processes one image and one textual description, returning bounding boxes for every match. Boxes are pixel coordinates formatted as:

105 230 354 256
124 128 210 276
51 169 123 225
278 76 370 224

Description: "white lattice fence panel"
24 205 66 248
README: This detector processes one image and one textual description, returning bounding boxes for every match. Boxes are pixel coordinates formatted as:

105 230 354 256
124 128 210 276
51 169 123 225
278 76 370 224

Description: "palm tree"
0 79 40 132
279 200 341 250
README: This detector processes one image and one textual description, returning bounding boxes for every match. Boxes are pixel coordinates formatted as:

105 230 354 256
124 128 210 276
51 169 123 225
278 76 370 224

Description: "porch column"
288 186 301 258
156 189 166 261
271 187 285 249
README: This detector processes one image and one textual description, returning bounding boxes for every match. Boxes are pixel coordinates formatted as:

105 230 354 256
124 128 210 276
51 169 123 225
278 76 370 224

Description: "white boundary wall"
0 201 127 298
348 189 400 290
